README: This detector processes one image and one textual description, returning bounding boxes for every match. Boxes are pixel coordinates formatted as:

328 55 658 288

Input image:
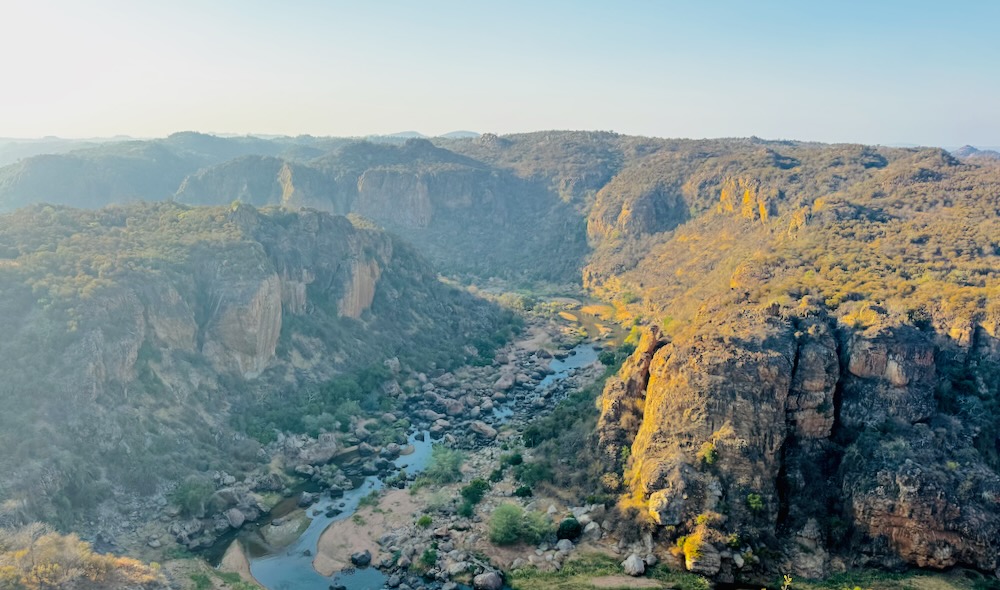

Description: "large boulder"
685 541 721 576
350 549 372 567
493 373 516 392
225 508 246 529
297 432 339 465
469 421 498 439
622 553 645 576
473 571 504 590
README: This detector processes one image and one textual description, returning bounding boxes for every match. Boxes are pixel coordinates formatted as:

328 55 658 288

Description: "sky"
0 0 998 146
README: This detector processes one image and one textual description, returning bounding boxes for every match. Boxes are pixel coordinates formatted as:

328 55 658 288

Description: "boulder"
622 553 645 576
447 561 469 576
225 508 246 529
350 549 372 567
381 443 402 458
469 421 498 439
473 571 504 590
493 374 516 392
442 399 465 416
685 541 721 576
298 432 338 465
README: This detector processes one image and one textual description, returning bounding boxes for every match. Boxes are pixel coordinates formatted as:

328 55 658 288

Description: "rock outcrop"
0 202 510 523
600 315 1000 578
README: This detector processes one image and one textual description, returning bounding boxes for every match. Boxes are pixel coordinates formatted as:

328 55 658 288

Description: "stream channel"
211 344 601 590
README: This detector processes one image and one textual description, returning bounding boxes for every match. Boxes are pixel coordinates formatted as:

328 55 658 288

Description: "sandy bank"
313 488 424 576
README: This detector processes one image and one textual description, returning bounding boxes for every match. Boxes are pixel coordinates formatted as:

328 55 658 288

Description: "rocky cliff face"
599 315 1000 580
0 202 508 524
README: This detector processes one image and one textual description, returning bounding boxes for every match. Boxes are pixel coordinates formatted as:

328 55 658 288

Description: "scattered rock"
350 549 372 567
622 553 645 576
493 374 515 392
225 508 245 529
469 421 498 439
473 571 504 590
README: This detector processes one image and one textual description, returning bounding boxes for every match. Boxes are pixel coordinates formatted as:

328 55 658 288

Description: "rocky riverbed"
109 306 639 590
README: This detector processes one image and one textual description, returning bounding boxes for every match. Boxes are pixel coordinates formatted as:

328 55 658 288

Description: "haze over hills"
0 129 998 588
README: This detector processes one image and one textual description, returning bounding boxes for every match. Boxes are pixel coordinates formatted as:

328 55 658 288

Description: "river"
219 341 603 590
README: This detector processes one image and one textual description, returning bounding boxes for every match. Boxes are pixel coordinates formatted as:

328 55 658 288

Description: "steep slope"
0 202 513 525
590 146 1000 580
176 138 591 281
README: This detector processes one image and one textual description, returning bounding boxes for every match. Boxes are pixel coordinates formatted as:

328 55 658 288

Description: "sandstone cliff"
0 202 509 524
599 315 1000 581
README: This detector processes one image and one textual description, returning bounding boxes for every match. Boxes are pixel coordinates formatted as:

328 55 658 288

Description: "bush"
746 493 764 513
521 511 551 544
514 485 534 498
488 503 551 545
460 478 491 505
501 452 523 466
489 504 524 545
416 515 432 528
514 461 552 486
556 517 582 540
358 490 380 508
170 476 215 517
420 547 438 567
458 501 474 518
422 445 464 484
489 468 505 482
697 442 718 466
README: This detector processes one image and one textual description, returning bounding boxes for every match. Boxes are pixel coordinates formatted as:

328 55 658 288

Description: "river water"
226 342 601 590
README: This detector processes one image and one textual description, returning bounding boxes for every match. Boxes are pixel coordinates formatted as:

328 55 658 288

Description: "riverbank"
313 488 427 575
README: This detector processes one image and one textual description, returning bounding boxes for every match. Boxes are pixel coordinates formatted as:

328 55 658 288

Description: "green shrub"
489 468 505 482
514 485 534 498
501 452 523 466
458 501 474 518
488 503 552 545
358 490 380 508
170 476 215 518
460 478 491 505
421 445 464 484
697 442 718 466
489 503 524 545
556 517 582 540
513 461 552 486
746 493 764 513
420 547 438 567
521 510 551 544
416 515 432 528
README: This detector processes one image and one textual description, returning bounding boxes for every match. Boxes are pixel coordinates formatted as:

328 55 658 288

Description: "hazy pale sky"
1 0 997 146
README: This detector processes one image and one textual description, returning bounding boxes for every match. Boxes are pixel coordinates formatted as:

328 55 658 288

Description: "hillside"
0 133 349 211
0 202 515 526
586 143 1000 580
175 138 591 282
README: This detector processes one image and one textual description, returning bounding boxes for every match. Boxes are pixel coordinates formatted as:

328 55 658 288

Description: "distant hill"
953 144 1000 160
438 130 480 139
0 137 125 167
385 130 428 138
